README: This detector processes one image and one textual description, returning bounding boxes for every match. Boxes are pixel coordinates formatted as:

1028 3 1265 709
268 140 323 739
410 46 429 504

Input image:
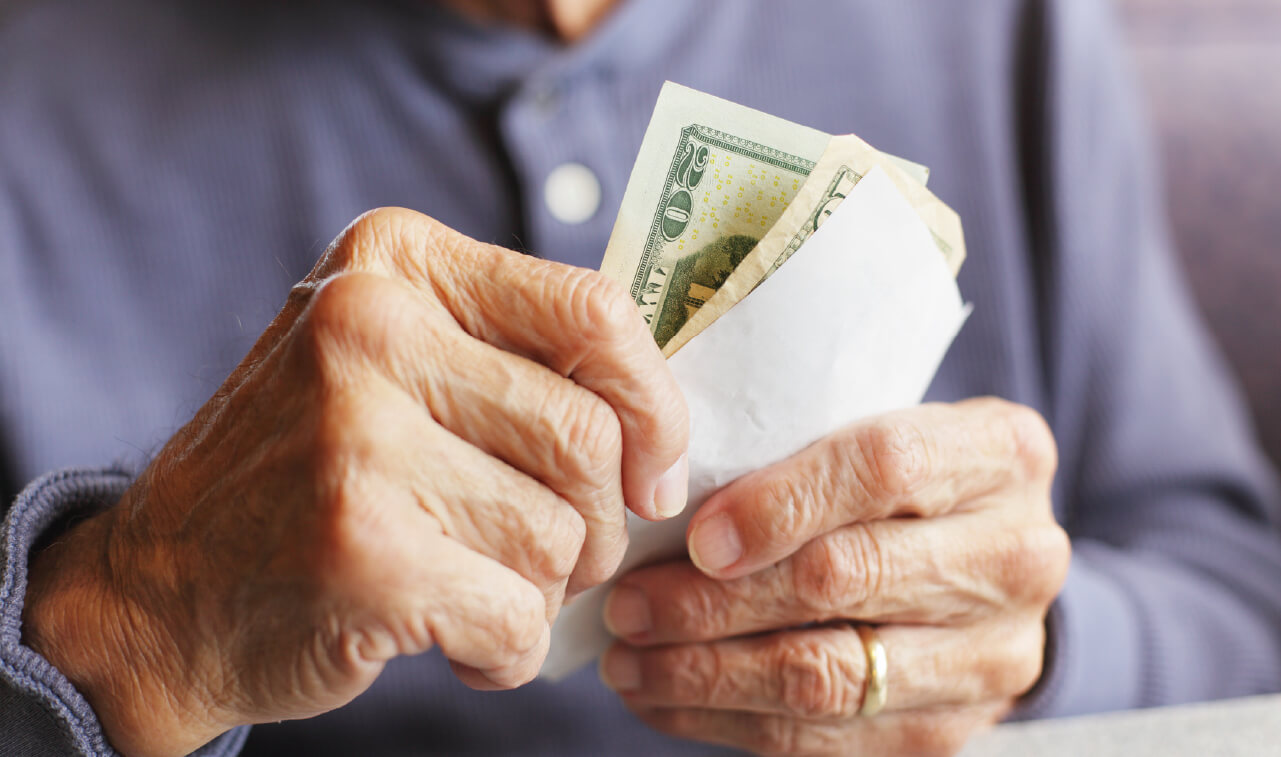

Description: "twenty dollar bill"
600 82 965 354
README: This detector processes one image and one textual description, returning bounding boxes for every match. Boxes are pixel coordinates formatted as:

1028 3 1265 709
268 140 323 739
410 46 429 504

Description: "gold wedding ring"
856 625 888 717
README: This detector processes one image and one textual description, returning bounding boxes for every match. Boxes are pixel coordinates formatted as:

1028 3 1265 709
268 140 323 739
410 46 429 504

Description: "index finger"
685 398 1056 579
318 208 691 522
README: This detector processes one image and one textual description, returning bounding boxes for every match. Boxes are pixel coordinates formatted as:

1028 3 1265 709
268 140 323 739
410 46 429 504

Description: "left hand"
598 398 1070 756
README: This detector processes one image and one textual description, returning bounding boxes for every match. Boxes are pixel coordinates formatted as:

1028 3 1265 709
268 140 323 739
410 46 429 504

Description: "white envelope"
541 167 970 680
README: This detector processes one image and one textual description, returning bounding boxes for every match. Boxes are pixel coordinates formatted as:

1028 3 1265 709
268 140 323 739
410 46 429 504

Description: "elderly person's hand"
600 399 1068 756
21 208 689 757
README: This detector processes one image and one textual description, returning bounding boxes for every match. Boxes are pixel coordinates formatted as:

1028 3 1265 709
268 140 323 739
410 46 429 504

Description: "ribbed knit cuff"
1010 549 1145 720
1 468 250 757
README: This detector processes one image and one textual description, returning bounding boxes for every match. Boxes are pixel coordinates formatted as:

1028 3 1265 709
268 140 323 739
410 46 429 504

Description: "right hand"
21 208 690 757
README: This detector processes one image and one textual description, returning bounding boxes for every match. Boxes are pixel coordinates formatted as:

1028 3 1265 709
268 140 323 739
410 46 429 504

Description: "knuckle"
491 583 547 661
543 508 588 581
666 582 727 640
555 392 624 483
999 525 1071 606
312 389 392 481
1001 624 1048 696
307 273 373 338
311 460 380 594
512 494 587 586
662 645 722 704
1036 524 1072 600
301 273 410 376
852 418 930 504
321 207 421 275
312 404 371 511
565 268 640 341
777 636 861 720
750 473 821 549
318 208 464 295
569 528 627 590
1003 402 1058 482
792 527 883 616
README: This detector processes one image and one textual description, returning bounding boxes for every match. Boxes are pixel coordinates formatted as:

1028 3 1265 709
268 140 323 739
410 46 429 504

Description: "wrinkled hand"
22 209 689 757
600 399 1068 756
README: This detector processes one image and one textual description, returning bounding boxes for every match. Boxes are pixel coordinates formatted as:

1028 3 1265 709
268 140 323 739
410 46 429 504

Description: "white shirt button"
544 163 602 225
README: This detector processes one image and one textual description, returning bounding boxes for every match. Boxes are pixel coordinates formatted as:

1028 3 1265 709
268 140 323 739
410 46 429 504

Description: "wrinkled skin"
22 208 690 757
601 399 1070 756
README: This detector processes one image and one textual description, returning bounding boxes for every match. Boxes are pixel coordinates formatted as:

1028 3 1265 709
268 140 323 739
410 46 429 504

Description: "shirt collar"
402 0 702 103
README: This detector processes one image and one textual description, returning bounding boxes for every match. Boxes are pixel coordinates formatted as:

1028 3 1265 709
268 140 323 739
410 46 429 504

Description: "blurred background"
1120 0 1281 469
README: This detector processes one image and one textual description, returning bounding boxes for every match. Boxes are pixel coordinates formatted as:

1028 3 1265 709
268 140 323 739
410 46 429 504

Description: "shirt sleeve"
1013 0 1281 718
1 468 251 756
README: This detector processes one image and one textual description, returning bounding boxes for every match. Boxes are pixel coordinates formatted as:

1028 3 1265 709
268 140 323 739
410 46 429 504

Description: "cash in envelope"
542 82 971 680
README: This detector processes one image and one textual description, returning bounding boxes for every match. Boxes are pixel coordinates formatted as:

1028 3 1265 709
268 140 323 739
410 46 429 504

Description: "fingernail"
689 512 743 574
604 585 652 637
600 647 641 692
653 454 689 519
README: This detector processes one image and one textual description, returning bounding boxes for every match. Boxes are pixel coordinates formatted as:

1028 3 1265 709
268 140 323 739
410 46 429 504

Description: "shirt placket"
500 72 626 271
